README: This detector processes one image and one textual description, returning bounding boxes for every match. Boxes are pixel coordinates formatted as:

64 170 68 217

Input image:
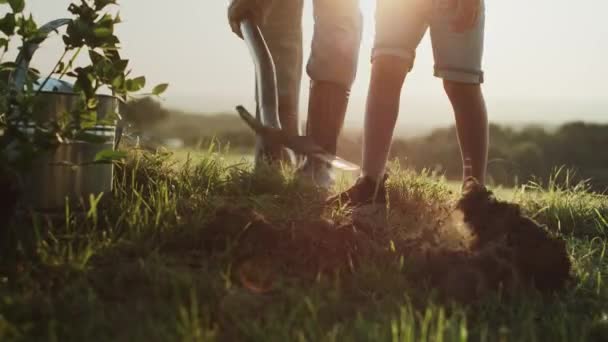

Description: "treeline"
123 98 608 191
121 97 256 148
386 123 608 190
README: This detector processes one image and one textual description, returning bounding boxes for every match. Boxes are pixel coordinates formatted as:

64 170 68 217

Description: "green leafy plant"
0 0 168 171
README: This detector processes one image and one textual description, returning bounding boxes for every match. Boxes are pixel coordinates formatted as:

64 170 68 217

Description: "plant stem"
58 47 83 81
35 48 69 96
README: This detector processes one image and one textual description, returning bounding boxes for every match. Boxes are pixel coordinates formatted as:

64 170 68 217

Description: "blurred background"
15 0 608 189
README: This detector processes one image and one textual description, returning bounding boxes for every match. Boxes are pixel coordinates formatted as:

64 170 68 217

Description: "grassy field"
1 149 607 341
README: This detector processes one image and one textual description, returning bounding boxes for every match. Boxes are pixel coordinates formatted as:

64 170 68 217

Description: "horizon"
12 0 608 134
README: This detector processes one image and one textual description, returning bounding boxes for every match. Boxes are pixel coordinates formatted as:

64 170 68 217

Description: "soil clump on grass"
412 179 572 302
202 179 571 303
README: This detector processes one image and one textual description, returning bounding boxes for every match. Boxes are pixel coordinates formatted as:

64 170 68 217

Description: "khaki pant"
259 0 362 134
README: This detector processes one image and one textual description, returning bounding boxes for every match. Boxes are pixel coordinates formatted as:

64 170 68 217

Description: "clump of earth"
203 179 571 303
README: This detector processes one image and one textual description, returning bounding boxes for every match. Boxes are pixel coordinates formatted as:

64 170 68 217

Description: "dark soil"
418 179 572 302
200 179 572 303
0 166 19 228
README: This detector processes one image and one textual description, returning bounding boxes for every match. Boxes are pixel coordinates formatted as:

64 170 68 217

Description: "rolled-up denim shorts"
373 0 485 84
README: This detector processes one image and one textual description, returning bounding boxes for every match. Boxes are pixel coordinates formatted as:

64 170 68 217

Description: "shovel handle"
239 19 280 130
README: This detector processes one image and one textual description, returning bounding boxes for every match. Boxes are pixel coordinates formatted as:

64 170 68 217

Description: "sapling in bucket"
0 0 168 212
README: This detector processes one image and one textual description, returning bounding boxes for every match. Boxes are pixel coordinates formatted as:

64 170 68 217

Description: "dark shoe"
328 175 388 207
329 175 389 235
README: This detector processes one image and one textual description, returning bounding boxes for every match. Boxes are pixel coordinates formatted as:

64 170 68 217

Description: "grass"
1 149 607 341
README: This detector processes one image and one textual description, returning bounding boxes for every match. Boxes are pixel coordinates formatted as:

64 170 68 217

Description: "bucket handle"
10 19 72 93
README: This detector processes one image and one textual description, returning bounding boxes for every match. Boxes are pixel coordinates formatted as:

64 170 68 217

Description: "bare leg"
361 56 409 181
327 56 407 208
443 80 489 184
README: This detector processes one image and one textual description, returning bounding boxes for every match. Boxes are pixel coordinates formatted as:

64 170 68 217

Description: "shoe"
327 175 388 207
296 158 335 189
329 175 389 235
295 80 349 190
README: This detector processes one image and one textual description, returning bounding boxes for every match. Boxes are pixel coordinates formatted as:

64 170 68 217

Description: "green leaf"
152 83 169 96
8 0 24 13
125 76 145 92
55 61 66 74
94 149 127 163
0 13 16 36
0 61 18 71
94 0 117 11
111 74 124 89
87 97 99 110
16 14 38 39
93 27 112 38
88 49 106 65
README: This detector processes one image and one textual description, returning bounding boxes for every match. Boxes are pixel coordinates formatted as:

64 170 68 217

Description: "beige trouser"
259 0 363 135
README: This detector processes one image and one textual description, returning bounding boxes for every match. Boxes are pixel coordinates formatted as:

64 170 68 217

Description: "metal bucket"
19 93 120 210
5 18 123 211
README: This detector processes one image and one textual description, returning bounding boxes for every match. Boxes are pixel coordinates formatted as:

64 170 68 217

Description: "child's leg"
443 81 488 183
328 0 432 206
361 56 409 181
430 0 488 184
362 0 432 181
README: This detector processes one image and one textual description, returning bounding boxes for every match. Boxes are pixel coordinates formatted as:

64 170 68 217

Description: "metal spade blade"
236 106 359 171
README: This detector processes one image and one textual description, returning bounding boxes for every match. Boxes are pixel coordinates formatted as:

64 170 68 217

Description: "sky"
6 0 608 134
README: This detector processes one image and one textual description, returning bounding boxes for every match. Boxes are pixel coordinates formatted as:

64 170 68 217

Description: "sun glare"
360 0 375 18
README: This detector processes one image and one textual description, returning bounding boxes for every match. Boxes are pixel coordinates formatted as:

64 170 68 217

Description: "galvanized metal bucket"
18 93 120 210
8 19 122 211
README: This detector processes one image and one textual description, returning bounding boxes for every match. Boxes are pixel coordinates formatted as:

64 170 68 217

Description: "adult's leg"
259 0 304 137
299 0 362 188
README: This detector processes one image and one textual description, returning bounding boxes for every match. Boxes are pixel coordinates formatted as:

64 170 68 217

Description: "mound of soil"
203 179 571 302
414 179 572 302
456 179 572 293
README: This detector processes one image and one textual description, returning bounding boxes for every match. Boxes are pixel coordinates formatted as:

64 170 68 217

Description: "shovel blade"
313 153 360 171
236 106 360 171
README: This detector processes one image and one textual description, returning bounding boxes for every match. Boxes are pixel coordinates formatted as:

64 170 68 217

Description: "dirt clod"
456 179 572 293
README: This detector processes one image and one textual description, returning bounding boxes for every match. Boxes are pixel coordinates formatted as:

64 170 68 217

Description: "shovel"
237 19 359 171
